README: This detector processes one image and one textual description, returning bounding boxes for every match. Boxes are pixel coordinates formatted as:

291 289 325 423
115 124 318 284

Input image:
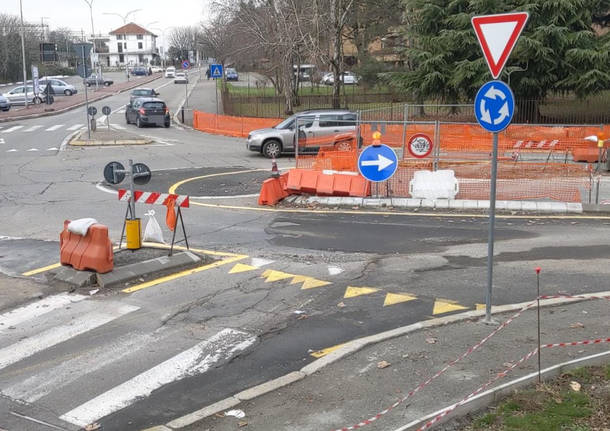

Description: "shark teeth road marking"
58 328 256 428
261 269 295 283
290 275 332 290
433 299 468 315
383 292 417 307
229 263 257 274
344 286 380 299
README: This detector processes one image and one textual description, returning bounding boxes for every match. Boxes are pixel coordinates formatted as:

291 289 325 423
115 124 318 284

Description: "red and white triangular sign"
471 12 529 79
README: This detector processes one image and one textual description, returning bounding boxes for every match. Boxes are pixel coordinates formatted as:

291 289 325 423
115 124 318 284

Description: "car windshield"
274 116 295 130
133 89 151 96
227 68 236 74
144 102 165 109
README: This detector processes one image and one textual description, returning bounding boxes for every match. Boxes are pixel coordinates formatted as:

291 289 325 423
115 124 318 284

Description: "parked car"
2 85 42 105
246 109 358 158
165 67 176 78
125 97 170 128
0 94 10 111
150 66 163 73
85 75 113 87
321 71 359 85
37 78 77 96
225 68 239 81
130 87 159 103
174 72 188 84
131 66 149 76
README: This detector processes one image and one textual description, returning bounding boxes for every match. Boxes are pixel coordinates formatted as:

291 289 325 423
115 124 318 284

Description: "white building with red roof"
102 22 159 67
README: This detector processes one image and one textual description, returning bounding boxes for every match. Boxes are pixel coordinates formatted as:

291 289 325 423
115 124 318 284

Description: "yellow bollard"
125 218 141 250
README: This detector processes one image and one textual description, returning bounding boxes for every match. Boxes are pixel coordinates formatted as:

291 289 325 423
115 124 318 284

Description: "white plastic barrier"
409 170 459 200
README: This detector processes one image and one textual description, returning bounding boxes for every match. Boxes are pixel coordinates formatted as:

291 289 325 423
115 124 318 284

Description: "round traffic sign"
132 162 151 185
408 133 433 158
102 106 111 116
103 161 125 185
182 60 190 70
357 144 398 182
474 80 515 133
87 106 97 117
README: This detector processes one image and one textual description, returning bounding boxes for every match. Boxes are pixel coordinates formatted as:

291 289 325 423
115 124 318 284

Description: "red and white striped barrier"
513 139 559 150
118 189 189 208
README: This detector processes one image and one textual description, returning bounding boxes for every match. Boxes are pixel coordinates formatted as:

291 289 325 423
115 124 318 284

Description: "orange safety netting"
193 111 281 138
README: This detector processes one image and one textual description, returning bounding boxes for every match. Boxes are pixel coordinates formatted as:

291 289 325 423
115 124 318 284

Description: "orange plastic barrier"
285 169 370 197
258 173 291 206
60 220 114 273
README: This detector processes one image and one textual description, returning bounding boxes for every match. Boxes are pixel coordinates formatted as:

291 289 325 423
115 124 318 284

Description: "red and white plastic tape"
118 189 189 208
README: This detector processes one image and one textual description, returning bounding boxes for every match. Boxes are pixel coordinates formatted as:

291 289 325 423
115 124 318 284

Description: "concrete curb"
173 71 201 130
296 196 585 215
393 350 610 431
70 138 152 146
161 291 610 429
97 251 202 289
0 74 162 123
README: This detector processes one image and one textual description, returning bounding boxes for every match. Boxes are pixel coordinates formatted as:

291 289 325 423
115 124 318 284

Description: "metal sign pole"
83 46 91 141
128 159 136 220
484 132 499 323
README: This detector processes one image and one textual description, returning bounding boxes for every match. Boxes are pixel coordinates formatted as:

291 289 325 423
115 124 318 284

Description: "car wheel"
104 82 110 87
262 139 282 159
164 120 170 128
64 89 73 96
86 82 91 87
125 114 131 125
32 97 42 104
335 140 353 152
136 117 142 128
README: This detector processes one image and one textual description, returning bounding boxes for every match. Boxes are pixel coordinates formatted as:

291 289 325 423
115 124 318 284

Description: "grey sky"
6 0 211 47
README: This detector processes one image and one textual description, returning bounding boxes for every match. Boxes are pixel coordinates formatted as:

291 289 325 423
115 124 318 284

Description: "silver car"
0 94 10 111
2 86 42 105
38 78 77 96
246 109 358 158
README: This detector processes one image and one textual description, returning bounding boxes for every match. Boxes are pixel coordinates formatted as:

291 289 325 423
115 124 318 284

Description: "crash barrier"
286 169 370 197
331 293 610 431
60 220 114 273
259 173 290 205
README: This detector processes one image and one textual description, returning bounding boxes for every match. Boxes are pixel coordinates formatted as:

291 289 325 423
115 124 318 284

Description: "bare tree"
167 26 200 64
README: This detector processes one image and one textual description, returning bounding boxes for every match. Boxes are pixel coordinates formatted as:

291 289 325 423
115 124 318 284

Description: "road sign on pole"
182 60 190 70
474 80 515 133
210 64 223 79
357 144 398 182
407 133 433 159
471 12 529 79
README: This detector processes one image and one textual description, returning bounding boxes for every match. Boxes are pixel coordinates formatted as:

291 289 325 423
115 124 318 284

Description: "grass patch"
565 367 593 384
473 413 497 428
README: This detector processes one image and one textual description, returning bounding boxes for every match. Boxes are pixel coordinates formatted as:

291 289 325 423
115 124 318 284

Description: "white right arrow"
494 101 510 125
361 154 394 171
479 100 492 124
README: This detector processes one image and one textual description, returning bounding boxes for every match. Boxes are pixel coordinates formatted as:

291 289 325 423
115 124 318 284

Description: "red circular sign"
407 133 433 158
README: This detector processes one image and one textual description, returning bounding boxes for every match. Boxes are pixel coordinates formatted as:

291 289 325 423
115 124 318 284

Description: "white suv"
164 67 176 78
246 110 358 158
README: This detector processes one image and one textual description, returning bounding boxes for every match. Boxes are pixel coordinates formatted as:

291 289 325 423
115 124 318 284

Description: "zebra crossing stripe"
67 124 84 131
59 328 257 427
24 125 42 132
0 293 87 331
0 303 139 371
45 125 64 131
111 123 126 130
1 125 23 133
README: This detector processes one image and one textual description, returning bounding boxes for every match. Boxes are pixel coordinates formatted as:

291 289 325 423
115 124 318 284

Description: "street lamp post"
19 0 28 109
82 0 98 90
103 9 142 82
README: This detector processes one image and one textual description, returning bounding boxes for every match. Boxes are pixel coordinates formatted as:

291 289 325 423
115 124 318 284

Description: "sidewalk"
165 293 609 431
0 73 162 123
178 74 222 127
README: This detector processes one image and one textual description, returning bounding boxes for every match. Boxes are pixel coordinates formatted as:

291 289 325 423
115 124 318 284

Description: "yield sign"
471 12 529 79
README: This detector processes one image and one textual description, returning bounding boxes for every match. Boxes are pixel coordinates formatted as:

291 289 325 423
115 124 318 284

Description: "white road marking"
6 149 17 152
328 265 344 276
1 126 24 133
67 124 84 131
0 293 87 332
98 115 107 123
251 258 274 268
0 138 4 144
110 123 126 130
45 124 64 131
47 147 58 151
23 125 42 132
2 332 156 403
59 328 256 427
26 148 39 151
0 303 139 371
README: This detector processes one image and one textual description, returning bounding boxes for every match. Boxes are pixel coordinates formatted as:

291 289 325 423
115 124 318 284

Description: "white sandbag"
143 210 164 244
67 218 98 236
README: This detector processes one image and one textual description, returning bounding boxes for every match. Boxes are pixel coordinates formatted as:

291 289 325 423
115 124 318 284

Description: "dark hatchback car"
130 87 159 103
125 97 170 128
131 66 150 76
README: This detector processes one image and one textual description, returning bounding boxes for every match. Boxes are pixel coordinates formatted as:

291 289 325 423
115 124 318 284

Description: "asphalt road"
0 74 609 431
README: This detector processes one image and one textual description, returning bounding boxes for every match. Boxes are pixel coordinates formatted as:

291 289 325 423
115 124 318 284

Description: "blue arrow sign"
210 64 223 79
358 144 398 182
475 80 515 132
182 60 190 69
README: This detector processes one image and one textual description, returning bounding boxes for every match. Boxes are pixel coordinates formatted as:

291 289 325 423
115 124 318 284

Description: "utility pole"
83 0 98 90
19 0 28 109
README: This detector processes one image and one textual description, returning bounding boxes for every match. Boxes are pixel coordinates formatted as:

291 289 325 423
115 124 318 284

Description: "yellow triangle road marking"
476 303 486 310
261 269 295 283
433 299 468 315
383 292 417 307
310 343 345 358
344 286 380 299
290 275 332 290
229 263 257 274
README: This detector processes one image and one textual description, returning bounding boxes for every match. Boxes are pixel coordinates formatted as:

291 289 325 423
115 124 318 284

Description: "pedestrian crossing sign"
210 64 223 79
